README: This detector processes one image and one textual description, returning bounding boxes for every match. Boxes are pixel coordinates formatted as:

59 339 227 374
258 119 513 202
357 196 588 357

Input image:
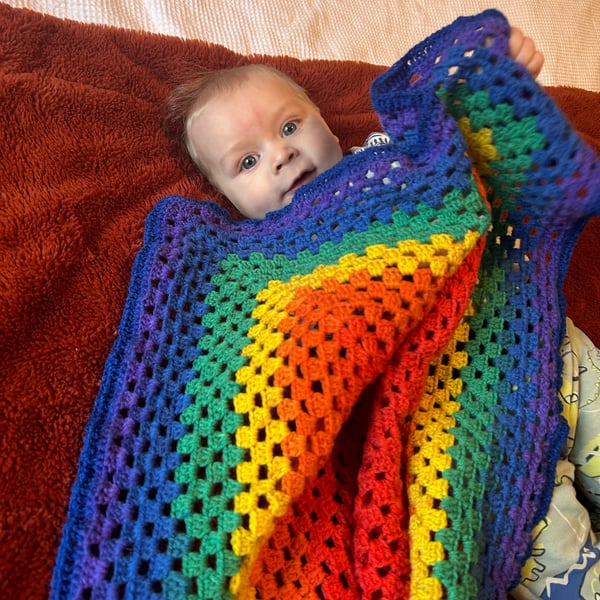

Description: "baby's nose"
274 146 298 172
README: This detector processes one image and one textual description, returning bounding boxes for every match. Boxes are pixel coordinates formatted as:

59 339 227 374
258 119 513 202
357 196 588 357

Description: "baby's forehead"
237 70 303 97
186 68 315 155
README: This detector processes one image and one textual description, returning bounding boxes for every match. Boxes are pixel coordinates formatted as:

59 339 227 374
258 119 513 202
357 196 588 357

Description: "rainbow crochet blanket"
51 10 600 600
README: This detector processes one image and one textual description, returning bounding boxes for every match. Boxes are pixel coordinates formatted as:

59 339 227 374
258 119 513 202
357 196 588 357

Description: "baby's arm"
508 27 544 79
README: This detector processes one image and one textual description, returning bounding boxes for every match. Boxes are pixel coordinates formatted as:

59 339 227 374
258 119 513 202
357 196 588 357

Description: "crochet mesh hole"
151 580 162 594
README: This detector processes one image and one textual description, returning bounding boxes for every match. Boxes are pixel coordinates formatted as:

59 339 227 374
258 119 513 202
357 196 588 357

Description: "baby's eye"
282 121 297 137
241 155 258 171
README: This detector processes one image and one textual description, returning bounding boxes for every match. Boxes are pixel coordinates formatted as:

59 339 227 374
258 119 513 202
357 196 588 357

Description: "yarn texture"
51 10 600 600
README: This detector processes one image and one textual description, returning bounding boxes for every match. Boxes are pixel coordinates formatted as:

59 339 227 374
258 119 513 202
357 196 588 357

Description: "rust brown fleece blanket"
1 3 599 598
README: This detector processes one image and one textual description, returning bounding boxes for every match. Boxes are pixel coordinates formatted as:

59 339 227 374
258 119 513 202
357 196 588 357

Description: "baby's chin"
280 185 307 213
280 193 294 210
250 197 290 220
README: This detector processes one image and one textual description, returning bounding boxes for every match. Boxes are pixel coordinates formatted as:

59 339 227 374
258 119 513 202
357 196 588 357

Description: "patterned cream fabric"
5 0 600 91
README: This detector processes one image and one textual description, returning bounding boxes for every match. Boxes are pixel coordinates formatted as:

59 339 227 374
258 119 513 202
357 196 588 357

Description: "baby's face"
187 72 344 219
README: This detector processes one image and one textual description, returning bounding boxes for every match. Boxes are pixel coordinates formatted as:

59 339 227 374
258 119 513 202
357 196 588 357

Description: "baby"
167 28 542 220
167 28 600 599
168 63 342 219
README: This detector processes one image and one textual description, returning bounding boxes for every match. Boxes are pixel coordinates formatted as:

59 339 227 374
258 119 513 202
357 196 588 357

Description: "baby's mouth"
289 169 316 195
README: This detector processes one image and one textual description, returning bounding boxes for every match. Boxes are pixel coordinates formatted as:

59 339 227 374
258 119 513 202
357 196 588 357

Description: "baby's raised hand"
508 27 544 79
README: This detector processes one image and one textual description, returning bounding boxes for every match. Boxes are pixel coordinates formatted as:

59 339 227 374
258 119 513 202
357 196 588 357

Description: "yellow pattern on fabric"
408 303 474 600
457 117 502 176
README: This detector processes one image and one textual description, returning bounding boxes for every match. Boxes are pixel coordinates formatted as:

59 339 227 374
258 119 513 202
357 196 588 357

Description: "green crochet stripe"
431 85 544 598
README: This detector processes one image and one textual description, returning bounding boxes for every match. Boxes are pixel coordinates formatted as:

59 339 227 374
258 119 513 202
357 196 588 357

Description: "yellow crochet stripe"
408 302 474 600
456 116 502 176
229 232 482 597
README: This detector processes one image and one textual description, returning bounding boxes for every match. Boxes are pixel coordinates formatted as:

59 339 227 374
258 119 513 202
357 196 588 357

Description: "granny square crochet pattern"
51 10 600 600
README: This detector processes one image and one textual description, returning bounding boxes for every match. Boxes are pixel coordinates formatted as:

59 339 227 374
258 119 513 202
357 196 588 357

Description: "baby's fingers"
509 27 545 79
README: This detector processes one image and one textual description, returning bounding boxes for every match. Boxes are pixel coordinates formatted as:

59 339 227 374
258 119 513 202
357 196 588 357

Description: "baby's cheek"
326 138 344 167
